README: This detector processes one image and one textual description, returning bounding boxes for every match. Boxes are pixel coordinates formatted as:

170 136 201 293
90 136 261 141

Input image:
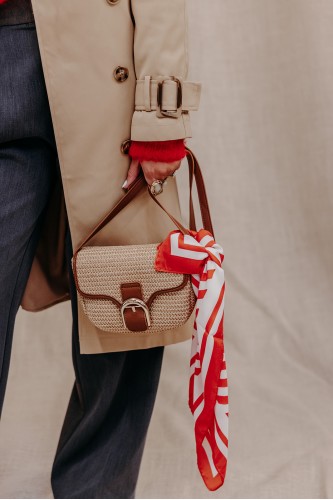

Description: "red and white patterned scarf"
155 228 228 491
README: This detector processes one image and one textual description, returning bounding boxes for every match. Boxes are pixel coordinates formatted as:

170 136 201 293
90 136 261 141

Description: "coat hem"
78 327 192 354
20 293 70 312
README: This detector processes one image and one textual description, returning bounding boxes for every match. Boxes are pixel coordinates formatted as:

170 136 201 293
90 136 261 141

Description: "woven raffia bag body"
72 148 214 335
74 244 196 334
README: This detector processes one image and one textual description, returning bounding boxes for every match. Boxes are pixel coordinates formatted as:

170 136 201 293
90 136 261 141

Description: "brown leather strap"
147 188 190 235
74 146 214 257
76 171 146 252
149 147 215 238
120 283 149 331
189 163 196 232
121 282 143 301
186 148 215 237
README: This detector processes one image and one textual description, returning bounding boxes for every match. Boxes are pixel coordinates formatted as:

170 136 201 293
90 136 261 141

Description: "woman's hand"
122 158 181 189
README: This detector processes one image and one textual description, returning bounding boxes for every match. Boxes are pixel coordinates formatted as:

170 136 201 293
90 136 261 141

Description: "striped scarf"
155 228 228 491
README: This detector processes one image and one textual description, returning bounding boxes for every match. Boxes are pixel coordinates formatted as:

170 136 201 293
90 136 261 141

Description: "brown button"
120 139 131 154
106 0 120 5
113 66 129 82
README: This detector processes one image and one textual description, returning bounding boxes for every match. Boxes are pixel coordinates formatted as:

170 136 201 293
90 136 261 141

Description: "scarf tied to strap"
155 228 228 491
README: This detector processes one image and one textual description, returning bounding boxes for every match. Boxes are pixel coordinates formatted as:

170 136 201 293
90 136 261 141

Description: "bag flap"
72 243 189 308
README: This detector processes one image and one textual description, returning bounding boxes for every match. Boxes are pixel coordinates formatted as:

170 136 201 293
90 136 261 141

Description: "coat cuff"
128 139 186 163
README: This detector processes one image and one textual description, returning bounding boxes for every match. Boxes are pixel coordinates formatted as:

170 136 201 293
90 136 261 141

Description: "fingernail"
122 180 128 189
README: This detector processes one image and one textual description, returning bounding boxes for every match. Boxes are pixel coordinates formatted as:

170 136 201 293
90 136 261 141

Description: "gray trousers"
0 21 164 499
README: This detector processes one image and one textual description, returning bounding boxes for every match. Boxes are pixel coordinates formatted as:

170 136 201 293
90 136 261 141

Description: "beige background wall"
1 0 333 497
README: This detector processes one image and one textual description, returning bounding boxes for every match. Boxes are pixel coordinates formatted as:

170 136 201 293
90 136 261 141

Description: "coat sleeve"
130 0 201 141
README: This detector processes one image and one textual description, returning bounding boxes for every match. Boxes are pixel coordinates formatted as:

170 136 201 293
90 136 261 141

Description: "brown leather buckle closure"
156 76 183 118
121 298 151 331
120 283 150 331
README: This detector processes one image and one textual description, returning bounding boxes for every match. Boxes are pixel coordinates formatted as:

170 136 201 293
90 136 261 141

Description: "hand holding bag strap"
74 147 214 257
148 148 215 238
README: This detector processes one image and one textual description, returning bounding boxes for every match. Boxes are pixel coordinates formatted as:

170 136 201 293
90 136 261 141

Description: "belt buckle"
156 76 183 119
121 298 151 329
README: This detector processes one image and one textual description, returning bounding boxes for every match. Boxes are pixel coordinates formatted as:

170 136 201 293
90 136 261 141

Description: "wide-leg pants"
0 20 164 499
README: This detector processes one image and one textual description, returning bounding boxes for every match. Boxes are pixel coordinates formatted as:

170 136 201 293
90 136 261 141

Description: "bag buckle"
121 298 151 329
156 76 183 118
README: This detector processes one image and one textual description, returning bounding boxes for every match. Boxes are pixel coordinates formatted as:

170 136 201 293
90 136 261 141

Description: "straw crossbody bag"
71 148 214 335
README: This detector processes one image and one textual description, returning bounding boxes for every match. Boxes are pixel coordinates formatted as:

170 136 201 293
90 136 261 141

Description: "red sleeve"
128 139 186 163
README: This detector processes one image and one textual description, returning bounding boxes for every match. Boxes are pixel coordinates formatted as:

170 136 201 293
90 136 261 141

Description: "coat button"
106 0 120 5
120 139 131 154
113 66 129 83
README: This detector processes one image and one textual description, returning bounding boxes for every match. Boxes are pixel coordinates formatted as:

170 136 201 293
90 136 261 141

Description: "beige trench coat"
21 0 202 354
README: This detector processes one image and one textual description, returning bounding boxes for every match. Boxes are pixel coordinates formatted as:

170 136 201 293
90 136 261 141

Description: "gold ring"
150 179 164 196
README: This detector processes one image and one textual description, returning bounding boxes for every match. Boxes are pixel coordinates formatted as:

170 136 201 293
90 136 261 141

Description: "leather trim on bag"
71 256 190 310
120 283 149 331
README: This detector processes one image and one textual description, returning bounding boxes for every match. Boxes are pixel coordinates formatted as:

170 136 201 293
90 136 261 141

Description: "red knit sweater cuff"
128 139 186 163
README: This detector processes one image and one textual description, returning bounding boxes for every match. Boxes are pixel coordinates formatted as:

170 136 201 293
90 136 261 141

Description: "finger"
123 159 140 189
168 161 181 176
139 161 158 185
143 171 156 186
141 160 181 185
161 160 181 178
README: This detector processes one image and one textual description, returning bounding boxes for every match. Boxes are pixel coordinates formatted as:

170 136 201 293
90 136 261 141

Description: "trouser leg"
0 21 58 418
0 139 56 416
51 229 165 499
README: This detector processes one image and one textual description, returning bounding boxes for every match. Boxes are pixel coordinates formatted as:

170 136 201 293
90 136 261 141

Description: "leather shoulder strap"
74 147 215 256
187 148 215 237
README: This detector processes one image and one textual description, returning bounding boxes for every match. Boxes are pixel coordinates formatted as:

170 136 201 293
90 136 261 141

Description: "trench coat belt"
134 77 202 112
